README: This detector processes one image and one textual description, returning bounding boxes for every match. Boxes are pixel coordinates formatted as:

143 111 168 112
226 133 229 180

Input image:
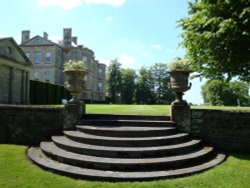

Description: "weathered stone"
171 105 191 133
192 111 203 119
191 109 250 153
64 102 85 130
0 104 64 145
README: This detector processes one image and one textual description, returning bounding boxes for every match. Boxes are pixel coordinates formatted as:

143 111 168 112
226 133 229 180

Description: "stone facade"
0 38 31 104
20 28 106 102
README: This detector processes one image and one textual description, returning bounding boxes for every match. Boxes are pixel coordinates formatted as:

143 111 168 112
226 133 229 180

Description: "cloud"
37 0 82 10
151 44 162 51
84 0 126 6
118 54 135 68
37 0 126 9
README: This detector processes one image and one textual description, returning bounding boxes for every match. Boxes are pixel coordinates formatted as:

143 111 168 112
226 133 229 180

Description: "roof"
0 37 32 66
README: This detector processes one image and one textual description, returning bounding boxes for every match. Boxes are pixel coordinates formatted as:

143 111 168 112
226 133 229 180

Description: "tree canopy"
201 79 250 106
179 0 250 82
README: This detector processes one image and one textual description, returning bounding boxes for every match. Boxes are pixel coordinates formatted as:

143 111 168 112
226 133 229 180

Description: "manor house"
20 28 106 102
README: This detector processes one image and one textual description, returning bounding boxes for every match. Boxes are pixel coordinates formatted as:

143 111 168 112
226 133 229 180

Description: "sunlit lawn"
1 105 250 187
85 104 250 115
0 144 250 188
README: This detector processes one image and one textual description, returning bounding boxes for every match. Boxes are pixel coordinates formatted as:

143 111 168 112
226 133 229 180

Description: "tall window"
99 68 103 77
98 82 103 92
83 56 88 64
34 52 41 64
44 71 50 82
34 72 39 80
45 52 51 64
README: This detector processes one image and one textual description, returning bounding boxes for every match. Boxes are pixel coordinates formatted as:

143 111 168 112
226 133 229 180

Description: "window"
98 82 103 92
45 52 51 64
44 71 50 82
83 56 88 64
34 52 41 64
99 68 103 77
34 72 39 80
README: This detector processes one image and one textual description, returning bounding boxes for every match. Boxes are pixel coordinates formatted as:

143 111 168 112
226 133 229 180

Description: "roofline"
0 37 32 66
20 35 62 48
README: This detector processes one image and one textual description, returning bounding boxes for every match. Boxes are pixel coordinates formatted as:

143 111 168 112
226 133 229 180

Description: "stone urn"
64 70 87 104
169 70 192 105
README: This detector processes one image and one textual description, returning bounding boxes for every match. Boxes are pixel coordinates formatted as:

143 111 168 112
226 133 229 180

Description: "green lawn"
85 104 250 115
86 105 171 115
1 105 250 187
0 144 250 188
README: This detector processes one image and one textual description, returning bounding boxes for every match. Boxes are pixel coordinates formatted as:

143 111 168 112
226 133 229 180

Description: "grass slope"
0 144 250 188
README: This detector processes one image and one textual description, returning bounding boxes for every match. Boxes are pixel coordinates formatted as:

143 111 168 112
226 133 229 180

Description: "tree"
150 63 175 104
179 0 250 82
106 59 122 103
120 68 136 104
201 79 250 106
135 67 155 104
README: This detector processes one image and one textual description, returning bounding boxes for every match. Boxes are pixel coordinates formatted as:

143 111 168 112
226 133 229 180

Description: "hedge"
30 80 70 104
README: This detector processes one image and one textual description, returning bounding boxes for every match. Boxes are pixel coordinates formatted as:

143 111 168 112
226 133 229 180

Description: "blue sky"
0 0 205 104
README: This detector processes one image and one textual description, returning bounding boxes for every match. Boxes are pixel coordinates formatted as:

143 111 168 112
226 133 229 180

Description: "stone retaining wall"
191 109 250 153
0 105 64 145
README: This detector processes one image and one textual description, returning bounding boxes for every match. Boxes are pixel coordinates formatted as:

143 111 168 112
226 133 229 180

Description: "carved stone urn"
169 70 192 106
63 70 87 104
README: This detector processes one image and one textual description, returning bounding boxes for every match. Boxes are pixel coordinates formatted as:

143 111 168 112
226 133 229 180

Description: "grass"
86 105 171 115
0 144 250 188
86 104 250 115
1 105 249 187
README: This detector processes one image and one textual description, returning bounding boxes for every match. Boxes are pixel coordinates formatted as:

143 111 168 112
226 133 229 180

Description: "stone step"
82 114 170 121
79 119 173 127
28 147 226 182
63 130 190 147
41 142 216 172
52 136 203 158
76 125 177 137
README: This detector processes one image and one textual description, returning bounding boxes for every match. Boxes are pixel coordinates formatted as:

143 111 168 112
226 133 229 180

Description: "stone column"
171 104 191 133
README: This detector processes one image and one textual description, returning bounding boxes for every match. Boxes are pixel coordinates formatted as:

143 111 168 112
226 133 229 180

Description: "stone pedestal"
171 104 191 133
64 102 85 130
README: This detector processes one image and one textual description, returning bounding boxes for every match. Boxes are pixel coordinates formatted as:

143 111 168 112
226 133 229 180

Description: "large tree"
201 79 250 106
179 0 250 82
120 68 137 104
150 63 175 104
135 67 155 104
106 59 122 103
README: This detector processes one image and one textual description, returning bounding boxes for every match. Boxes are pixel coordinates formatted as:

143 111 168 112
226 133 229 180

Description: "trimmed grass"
0 144 250 188
86 105 171 115
192 105 250 111
86 104 250 115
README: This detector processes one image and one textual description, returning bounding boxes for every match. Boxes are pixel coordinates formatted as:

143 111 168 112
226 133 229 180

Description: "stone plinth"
64 102 85 130
171 105 191 133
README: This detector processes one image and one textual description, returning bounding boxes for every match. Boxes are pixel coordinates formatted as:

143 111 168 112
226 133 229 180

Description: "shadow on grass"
229 153 250 160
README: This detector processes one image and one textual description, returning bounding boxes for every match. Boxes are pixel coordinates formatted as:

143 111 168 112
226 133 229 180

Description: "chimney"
72 36 77 45
63 28 72 47
21 30 30 43
43 32 48 40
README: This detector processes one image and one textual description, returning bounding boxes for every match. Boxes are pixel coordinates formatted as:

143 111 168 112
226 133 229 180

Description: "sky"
0 0 205 104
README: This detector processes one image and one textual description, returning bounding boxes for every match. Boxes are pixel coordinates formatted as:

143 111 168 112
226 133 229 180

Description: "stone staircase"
28 114 226 182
